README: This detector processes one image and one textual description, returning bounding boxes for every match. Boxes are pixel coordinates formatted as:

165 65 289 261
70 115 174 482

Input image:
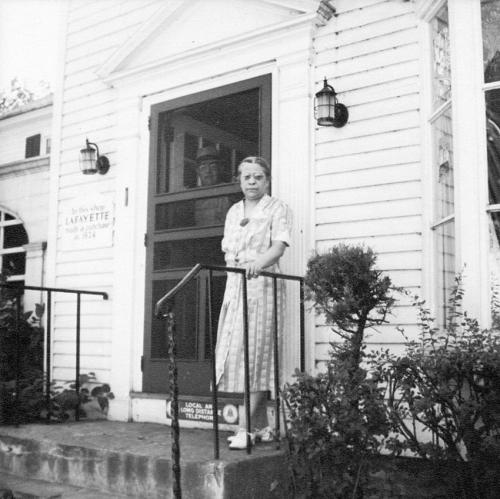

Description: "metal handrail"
0 283 108 424
155 263 305 499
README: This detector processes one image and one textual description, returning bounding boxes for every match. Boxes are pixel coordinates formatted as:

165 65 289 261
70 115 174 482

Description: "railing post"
14 293 21 426
299 280 305 373
207 270 220 460
46 290 52 421
241 273 252 454
272 277 281 448
166 308 182 499
75 293 81 421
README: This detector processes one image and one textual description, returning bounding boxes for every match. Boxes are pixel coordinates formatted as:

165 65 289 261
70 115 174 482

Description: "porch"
0 420 288 498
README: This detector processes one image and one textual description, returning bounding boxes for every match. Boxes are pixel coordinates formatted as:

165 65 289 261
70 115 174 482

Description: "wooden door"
143 75 271 394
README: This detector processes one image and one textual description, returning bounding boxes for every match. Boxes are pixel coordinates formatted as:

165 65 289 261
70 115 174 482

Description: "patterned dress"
215 194 293 392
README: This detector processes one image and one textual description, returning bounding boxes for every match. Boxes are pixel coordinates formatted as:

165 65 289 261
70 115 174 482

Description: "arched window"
0 209 29 288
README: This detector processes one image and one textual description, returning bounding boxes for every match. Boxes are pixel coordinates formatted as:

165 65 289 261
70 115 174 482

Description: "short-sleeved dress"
215 194 293 392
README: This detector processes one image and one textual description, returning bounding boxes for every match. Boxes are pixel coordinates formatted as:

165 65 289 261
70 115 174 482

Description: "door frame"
142 74 272 393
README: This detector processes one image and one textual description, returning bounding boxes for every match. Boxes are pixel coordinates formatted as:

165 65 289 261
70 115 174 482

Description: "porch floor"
0 421 289 498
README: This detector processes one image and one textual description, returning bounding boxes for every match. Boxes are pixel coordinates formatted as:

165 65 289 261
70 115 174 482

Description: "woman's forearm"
246 241 287 278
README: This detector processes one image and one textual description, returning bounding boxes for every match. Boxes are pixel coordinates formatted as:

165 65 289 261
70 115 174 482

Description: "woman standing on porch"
215 156 292 450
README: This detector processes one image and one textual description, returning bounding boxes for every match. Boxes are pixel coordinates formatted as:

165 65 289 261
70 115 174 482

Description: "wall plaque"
61 195 114 250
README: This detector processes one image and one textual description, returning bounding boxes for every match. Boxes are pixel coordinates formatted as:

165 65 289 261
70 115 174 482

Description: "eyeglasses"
241 173 266 181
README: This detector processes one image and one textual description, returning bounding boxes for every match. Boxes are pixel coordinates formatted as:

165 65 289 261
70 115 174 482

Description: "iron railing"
155 263 305 499
0 283 108 424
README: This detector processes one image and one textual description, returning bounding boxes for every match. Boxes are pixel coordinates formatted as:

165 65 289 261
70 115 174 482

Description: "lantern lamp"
79 138 110 175
314 77 349 128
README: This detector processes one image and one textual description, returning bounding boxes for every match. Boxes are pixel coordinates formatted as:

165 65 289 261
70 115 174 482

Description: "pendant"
240 218 249 227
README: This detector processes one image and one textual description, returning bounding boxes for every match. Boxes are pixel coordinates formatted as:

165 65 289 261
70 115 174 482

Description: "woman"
215 156 292 449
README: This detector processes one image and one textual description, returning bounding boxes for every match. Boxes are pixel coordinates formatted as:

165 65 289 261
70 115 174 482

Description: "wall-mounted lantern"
314 77 349 128
79 138 110 175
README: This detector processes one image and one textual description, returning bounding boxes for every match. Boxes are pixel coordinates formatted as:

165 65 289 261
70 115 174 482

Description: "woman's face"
239 163 269 201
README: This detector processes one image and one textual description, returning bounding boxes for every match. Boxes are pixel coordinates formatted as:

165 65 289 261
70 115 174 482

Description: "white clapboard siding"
316 144 420 175
53 353 112 371
312 5 421 367
54 328 113 344
316 215 421 242
317 128 419 159
316 163 420 191
316 28 418 66
315 11 417 51
316 198 421 224
53 338 112 355
316 233 422 254
321 1 413 36
316 180 421 209
50 0 162 384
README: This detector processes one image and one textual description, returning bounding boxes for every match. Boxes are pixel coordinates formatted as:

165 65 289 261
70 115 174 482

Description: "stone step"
0 471 129 498
0 421 289 499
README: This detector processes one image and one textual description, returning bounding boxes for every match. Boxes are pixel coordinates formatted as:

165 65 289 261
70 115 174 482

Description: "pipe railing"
0 283 108 424
155 263 305 499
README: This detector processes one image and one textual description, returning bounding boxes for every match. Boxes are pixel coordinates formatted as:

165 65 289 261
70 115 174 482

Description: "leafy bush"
0 286 45 424
373 277 500 498
283 244 397 498
0 281 113 424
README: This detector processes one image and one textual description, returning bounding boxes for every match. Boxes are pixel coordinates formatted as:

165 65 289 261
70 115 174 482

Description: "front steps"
0 421 289 499
0 471 129 498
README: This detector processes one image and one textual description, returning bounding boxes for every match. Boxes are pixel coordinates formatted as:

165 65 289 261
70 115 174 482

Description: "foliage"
48 373 115 421
0 78 35 114
284 244 397 498
372 276 500 498
0 277 113 424
0 282 45 424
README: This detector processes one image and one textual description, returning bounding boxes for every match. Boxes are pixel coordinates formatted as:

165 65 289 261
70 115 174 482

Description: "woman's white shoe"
254 426 274 443
228 428 255 450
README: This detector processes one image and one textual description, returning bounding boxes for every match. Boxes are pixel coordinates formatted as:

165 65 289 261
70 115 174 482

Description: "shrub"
0 280 113 424
373 277 500 498
283 244 397 498
0 285 45 424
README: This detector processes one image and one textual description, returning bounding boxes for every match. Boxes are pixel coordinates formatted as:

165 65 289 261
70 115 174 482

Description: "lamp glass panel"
79 148 97 173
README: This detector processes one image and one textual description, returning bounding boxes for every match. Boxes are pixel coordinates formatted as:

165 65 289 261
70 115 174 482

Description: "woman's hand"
245 241 287 279
245 261 263 279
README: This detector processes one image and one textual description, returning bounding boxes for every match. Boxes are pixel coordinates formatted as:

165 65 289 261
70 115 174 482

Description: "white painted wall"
312 0 422 366
0 101 51 246
0 99 52 164
53 0 427 421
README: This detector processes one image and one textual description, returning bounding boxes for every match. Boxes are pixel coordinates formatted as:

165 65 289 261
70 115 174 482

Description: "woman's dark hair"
237 156 271 178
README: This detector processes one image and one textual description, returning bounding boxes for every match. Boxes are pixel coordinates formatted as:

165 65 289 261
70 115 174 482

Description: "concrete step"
0 471 129 498
0 421 289 499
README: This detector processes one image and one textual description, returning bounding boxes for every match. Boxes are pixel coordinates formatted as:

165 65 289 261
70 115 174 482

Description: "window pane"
435 220 455 326
489 212 500 326
482 0 500 83
156 88 260 194
153 237 225 270
433 106 454 220
151 279 198 359
486 89 500 204
2 252 26 275
3 223 28 249
431 3 451 109
155 193 240 230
